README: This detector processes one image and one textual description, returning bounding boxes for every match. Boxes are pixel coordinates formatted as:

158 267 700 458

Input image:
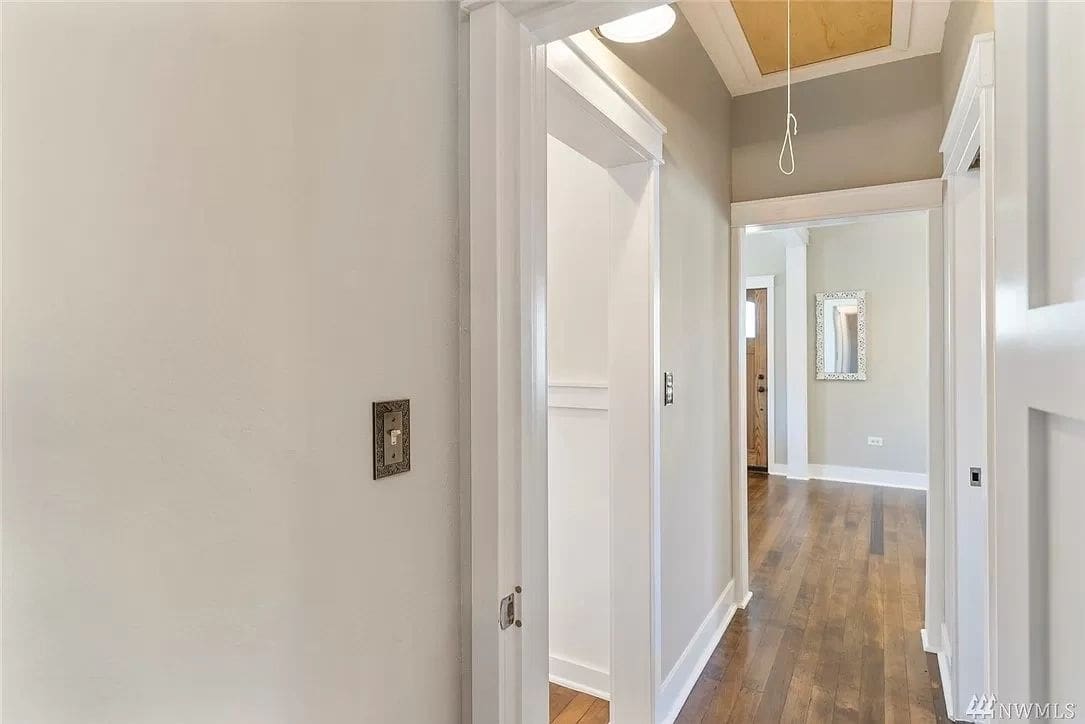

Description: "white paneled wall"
547 136 612 696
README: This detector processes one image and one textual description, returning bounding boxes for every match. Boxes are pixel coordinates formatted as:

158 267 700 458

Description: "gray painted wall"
941 1 995 125
744 233 789 467
731 55 944 202
807 214 929 474
3 4 462 722
586 8 735 678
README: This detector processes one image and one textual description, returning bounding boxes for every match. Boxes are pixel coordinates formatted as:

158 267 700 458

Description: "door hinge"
499 586 522 630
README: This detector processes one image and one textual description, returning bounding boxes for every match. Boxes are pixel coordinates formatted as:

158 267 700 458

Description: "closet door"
992 0 1085 708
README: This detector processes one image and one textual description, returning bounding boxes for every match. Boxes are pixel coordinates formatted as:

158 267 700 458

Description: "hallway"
676 474 950 723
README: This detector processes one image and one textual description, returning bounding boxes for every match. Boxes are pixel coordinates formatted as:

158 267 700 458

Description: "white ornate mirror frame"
815 289 867 380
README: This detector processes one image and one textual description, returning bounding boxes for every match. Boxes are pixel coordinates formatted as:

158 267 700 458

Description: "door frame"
935 31 994 719
729 177 945 624
744 276 776 471
460 3 668 721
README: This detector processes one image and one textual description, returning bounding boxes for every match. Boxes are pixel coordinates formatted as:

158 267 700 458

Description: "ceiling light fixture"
598 5 677 44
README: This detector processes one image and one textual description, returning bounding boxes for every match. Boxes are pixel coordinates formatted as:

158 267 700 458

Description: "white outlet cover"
867 436 884 446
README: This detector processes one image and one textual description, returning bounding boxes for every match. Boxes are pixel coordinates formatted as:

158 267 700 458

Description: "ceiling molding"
681 0 951 96
461 1 669 44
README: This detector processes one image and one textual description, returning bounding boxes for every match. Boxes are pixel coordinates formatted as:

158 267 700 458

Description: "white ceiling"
680 0 952 96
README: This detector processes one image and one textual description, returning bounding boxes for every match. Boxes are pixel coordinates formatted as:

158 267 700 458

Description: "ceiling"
681 0 951 96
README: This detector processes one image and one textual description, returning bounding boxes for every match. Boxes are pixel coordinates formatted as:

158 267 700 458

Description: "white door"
992 0 1085 710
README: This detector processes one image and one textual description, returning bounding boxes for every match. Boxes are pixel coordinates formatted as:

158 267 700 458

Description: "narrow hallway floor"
549 683 609 723
676 473 951 723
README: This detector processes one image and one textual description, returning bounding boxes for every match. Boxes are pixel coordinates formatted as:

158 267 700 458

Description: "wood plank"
548 684 607 724
882 491 913 724
578 698 610 724
552 692 597 724
549 683 578 722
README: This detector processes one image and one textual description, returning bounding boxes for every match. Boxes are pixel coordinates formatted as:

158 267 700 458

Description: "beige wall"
581 9 735 679
808 214 929 475
3 4 461 722
941 0 994 124
731 55 943 202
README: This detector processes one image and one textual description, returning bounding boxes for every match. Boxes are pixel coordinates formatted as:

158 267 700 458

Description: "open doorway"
543 31 665 724
725 182 950 719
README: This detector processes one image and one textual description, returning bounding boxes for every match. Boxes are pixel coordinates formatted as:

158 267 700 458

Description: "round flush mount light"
598 4 676 43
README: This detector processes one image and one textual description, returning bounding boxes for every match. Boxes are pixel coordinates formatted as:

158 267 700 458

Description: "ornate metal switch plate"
372 399 410 479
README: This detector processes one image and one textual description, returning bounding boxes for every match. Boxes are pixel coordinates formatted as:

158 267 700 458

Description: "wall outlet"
867 436 884 447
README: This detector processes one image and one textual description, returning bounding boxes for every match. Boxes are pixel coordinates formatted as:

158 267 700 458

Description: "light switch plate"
373 399 410 479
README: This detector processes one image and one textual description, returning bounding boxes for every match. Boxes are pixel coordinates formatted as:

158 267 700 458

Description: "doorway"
544 34 664 724
729 178 946 686
464 3 672 719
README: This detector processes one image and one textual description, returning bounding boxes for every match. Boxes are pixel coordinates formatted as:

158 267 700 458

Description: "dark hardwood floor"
548 683 609 723
675 472 951 723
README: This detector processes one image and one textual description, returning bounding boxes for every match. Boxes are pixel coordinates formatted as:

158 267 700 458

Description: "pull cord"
778 0 798 175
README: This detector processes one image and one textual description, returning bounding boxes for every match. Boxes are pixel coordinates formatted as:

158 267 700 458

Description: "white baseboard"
921 627 938 654
800 464 927 490
549 656 610 701
932 623 957 721
739 590 753 609
920 628 960 718
765 463 925 488
767 463 810 480
656 580 738 724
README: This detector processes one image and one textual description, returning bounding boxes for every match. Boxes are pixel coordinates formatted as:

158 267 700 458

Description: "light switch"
384 411 404 464
373 399 410 479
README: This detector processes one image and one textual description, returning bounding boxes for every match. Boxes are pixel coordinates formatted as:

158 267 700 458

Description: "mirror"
816 290 867 380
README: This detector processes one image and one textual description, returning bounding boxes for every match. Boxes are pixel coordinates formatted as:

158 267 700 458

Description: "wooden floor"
674 472 951 723
549 683 609 723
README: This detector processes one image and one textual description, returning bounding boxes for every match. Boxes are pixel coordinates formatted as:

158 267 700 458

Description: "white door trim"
732 178 943 229
461 3 666 721
937 32 994 717
940 33 994 176
745 275 776 471
729 177 944 626
783 241 809 480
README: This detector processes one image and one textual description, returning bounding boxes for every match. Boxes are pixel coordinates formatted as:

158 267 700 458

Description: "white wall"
546 136 611 692
807 214 929 476
744 233 789 467
2 4 462 722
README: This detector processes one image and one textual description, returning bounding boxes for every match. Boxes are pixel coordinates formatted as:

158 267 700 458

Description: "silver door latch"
969 466 982 487
499 586 522 630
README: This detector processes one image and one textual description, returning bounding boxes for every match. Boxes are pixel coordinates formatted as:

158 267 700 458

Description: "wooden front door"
746 288 768 469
